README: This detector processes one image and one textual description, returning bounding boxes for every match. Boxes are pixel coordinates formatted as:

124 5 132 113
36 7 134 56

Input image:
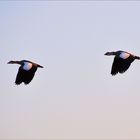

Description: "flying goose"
104 50 140 75
8 60 43 85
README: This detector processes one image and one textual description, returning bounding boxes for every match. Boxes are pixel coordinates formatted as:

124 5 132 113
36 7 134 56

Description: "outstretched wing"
111 57 132 75
15 67 36 85
15 68 24 85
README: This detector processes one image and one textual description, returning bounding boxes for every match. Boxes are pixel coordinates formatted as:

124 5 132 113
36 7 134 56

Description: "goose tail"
135 56 140 60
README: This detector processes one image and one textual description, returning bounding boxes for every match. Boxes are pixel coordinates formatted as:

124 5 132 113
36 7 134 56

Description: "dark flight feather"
111 57 132 75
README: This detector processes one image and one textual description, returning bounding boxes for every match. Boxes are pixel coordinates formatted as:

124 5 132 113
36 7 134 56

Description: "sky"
1 1 140 139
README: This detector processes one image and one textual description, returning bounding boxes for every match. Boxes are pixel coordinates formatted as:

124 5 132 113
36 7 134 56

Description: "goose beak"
104 52 112 56
104 52 108 55
7 61 13 64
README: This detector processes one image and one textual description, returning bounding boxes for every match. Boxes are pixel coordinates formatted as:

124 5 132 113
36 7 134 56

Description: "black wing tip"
111 74 116 76
111 73 117 76
111 71 118 76
15 82 20 85
111 70 127 76
24 82 30 85
15 82 30 85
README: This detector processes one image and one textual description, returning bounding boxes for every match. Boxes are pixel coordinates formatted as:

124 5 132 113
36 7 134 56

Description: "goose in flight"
8 60 43 85
104 50 140 75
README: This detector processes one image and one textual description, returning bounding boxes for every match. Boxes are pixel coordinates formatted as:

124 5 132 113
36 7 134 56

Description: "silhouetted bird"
105 50 140 75
8 60 43 85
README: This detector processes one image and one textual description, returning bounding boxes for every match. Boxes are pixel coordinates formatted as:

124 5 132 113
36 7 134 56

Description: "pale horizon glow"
1 1 140 139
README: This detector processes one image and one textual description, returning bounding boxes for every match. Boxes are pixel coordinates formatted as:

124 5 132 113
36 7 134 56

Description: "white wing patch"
120 52 130 59
23 62 33 71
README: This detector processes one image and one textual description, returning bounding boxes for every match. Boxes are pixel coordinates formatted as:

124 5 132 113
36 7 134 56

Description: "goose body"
104 50 140 75
8 60 43 85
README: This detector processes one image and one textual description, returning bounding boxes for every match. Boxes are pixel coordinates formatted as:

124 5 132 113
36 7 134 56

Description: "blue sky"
1 1 140 139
